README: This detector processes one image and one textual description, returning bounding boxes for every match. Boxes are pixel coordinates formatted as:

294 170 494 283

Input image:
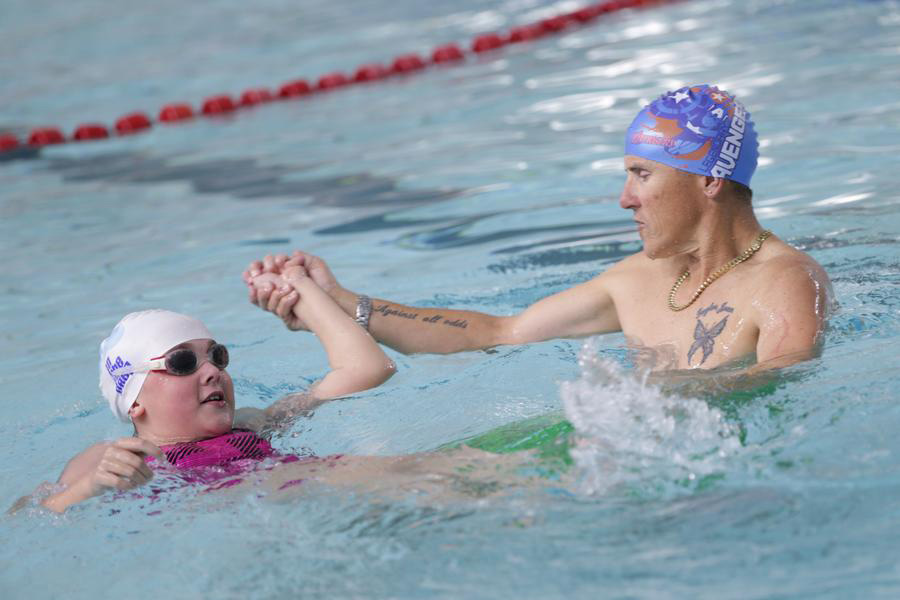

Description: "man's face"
619 155 704 259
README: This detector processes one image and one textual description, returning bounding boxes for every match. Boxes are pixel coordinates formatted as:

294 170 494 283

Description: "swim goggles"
111 344 229 377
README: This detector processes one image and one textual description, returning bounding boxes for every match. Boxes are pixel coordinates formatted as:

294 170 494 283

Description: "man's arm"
246 252 622 354
753 261 830 368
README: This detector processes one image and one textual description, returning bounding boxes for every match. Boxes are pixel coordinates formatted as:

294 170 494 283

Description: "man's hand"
243 251 341 296
244 251 351 331
242 253 292 285
284 251 340 295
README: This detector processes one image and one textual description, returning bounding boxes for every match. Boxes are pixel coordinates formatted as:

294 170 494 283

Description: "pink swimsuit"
146 429 308 489
156 429 294 468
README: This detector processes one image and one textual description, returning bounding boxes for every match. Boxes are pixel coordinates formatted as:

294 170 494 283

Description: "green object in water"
442 412 575 473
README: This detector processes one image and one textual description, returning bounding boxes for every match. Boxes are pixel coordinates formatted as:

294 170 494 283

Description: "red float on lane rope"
73 124 109 141
202 95 237 115
317 73 348 90
600 0 635 12
540 15 571 33
508 24 545 43
354 63 389 82
0 134 20 151
116 113 152 135
571 6 602 22
28 127 66 146
431 44 465 63
391 54 426 73
240 88 274 106
159 103 194 122
472 33 506 53
278 79 312 98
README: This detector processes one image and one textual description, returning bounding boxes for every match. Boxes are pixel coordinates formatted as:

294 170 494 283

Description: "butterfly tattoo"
687 302 734 366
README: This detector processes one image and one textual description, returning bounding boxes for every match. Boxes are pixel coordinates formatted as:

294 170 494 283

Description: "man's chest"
614 286 760 369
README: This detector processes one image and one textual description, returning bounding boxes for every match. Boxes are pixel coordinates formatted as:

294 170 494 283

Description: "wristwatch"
355 294 372 330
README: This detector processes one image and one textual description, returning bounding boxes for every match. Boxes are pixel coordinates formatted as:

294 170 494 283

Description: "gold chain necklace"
668 230 772 312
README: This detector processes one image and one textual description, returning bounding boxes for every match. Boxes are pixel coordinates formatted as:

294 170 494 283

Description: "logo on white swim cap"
625 84 759 187
99 309 213 422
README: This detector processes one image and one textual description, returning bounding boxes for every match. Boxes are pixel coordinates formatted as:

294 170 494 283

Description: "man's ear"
701 175 726 199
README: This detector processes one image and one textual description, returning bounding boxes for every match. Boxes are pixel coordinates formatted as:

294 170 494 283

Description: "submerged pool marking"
0 0 678 158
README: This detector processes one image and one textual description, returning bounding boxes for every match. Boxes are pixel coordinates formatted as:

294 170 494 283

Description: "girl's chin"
199 414 235 436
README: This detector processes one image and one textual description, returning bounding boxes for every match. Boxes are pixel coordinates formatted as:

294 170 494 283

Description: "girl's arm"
248 268 395 419
10 438 162 514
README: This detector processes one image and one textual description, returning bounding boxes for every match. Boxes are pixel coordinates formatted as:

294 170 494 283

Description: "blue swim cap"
625 85 758 187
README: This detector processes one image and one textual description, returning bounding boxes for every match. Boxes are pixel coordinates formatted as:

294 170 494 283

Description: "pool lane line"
0 0 676 159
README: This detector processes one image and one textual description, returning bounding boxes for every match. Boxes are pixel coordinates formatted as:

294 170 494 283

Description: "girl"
31 263 396 512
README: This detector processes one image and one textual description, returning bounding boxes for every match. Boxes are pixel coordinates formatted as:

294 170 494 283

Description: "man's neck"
677 205 764 283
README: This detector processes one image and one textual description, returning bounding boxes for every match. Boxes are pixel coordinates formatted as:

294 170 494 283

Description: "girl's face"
131 339 235 443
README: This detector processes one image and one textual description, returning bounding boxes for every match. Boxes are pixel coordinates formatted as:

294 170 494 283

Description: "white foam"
561 339 743 496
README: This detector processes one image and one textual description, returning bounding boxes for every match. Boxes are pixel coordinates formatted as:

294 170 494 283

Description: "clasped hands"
242 251 343 331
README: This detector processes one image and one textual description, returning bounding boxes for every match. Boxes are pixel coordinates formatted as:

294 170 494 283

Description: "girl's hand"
243 252 342 297
42 438 163 512
248 272 307 331
83 438 162 495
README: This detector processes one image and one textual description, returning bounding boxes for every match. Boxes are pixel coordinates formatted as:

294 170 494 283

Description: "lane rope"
0 0 674 156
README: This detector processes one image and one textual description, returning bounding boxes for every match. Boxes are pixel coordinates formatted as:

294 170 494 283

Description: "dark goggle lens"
164 344 229 375
210 343 229 369
164 350 198 375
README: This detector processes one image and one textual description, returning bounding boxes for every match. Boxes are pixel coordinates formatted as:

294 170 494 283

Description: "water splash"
561 339 743 496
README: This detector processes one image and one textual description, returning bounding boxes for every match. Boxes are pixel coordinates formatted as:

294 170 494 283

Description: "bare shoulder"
607 250 652 272
750 236 833 316
759 238 830 291
234 406 267 432
585 251 651 285
746 236 833 363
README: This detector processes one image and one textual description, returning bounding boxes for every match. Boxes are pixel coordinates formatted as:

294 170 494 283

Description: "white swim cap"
99 309 213 422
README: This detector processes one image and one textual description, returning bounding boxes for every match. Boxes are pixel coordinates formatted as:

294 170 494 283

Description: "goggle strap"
109 357 166 377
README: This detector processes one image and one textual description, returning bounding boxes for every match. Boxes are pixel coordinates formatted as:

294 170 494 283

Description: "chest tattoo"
687 302 735 366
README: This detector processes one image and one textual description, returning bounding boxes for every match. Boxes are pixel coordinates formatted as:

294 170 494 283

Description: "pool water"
2 0 900 597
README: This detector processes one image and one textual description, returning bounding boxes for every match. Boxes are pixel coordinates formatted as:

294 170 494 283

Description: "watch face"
355 295 372 328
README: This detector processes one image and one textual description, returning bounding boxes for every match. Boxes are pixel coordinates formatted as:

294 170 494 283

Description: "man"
245 85 832 372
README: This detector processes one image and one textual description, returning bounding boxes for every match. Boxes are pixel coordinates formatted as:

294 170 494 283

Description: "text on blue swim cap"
708 101 747 179
624 85 758 187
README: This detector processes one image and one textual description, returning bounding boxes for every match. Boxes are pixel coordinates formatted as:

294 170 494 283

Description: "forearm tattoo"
374 304 468 329
687 302 734 366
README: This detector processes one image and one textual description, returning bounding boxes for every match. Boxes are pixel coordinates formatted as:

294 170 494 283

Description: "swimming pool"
2 0 899 597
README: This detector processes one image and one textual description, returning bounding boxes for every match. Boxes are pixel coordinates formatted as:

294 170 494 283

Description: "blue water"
2 0 900 597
